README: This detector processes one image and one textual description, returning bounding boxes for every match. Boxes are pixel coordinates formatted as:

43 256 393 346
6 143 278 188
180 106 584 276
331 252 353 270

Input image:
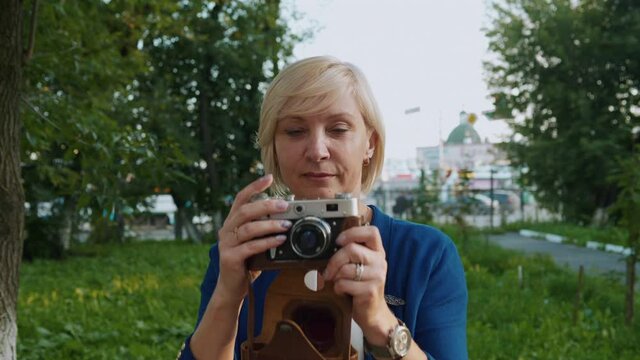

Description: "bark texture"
0 0 25 358
625 230 637 325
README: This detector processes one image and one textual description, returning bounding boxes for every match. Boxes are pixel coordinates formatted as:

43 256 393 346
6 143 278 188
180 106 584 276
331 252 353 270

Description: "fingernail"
336 233 345 245
276 200 289 210
281 220 292 228
275 234 287 242
261 174 273 182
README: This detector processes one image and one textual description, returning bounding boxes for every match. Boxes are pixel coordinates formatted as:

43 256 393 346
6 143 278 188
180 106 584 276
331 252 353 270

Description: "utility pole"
489 168 496 229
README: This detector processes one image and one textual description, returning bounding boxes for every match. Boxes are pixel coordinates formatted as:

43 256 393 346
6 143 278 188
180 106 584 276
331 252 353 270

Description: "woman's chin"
292 188 338 200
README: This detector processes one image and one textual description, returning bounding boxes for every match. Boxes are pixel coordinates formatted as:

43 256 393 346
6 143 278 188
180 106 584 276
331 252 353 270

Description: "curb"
518 229 633 256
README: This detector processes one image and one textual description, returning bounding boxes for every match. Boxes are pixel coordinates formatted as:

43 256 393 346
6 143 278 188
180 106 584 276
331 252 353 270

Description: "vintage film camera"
242 194 361 360
247 193 361 271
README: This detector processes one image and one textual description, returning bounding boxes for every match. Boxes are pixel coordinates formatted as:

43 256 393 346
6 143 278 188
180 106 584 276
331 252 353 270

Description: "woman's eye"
330 127 349 134
284 129 304 136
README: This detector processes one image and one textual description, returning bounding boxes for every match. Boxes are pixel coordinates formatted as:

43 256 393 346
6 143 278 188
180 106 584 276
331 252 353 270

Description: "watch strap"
363 319 411 359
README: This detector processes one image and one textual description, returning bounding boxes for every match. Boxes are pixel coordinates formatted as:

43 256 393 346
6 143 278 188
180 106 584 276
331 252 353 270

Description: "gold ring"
354 263 364 281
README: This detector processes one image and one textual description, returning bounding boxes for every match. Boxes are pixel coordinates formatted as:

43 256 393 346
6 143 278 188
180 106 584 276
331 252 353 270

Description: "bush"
23 215 65 261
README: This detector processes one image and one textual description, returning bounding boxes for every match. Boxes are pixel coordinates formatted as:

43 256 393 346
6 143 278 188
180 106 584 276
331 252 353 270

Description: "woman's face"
274 91 375 199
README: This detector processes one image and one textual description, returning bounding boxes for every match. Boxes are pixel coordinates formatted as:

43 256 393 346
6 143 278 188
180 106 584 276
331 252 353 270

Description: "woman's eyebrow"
326 112 356 120
278 116 304 123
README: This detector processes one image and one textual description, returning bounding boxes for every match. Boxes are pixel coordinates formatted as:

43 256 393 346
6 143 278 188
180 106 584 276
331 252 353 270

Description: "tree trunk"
0 0 25 358
198 87 219 195
625 230 638 325
180 208 202 243
174 206 184 240
171 192 185 240
625 254 636 325
59 196 77 251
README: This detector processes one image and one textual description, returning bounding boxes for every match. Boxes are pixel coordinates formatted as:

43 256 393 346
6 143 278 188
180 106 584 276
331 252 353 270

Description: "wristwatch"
364 319 412 359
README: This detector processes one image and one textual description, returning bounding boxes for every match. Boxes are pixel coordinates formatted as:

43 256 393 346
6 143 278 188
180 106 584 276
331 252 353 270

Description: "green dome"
446 123 482 144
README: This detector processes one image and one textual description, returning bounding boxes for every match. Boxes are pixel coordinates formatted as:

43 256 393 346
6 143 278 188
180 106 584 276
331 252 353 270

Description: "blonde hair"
258 56 385 195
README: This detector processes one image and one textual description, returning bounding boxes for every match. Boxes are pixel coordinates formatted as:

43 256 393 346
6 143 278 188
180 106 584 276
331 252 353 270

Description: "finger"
235 234 288 260
236 219 293 244
332 278 376 297
322 243 372 281
230 174 274 212
335 226 384 252
230 199 289 231
333 262 369 282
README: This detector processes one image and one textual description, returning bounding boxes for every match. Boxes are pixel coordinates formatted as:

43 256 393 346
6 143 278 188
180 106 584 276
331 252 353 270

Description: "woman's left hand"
321 225 398 345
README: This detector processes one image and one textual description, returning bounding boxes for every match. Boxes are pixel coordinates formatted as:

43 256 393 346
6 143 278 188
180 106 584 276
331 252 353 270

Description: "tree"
135 0 305 238
485 0 640 223
0 0 25 357
17 0 308 253
413 169 438 223
609 144 640 325
2 0 307 354
21 1 198 251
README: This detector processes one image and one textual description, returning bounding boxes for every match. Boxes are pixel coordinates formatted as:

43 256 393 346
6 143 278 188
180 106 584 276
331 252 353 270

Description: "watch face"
391 326 411 356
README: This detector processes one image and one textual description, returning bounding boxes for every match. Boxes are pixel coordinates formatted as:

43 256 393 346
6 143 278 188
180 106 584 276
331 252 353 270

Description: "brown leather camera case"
241 268 358 360
241 215 362 359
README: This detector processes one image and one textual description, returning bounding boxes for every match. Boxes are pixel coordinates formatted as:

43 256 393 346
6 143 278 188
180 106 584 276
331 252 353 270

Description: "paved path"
487 232 638 285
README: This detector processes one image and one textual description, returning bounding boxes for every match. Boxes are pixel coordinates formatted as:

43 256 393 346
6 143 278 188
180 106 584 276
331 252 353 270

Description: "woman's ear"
365 130 377 160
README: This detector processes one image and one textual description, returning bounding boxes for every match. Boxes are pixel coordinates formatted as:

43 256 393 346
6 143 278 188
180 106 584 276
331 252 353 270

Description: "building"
373 111 514 210
417 111 507 175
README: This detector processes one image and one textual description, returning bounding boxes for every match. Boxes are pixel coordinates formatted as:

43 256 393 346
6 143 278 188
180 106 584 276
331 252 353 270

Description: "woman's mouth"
304 172 335 179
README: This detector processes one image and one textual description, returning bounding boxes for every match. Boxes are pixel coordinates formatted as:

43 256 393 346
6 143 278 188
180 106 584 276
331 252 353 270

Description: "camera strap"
246 271 256 360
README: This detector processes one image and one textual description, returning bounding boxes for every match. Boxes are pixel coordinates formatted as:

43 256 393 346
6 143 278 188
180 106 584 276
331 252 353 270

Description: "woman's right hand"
214 174 291 304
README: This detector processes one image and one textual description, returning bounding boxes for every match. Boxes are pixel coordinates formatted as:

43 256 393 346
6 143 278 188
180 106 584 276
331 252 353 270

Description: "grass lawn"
17 234 640 359
18 241 209 359
444 227 639 359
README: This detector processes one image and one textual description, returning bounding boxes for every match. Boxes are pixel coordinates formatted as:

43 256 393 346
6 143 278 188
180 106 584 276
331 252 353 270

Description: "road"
487 232 638 285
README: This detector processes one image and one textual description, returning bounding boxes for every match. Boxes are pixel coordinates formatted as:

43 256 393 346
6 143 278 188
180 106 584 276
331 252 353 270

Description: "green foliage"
608 145 640 323
21 0 308 250
23 215 65 261
23 1 166 207
484 92 512 120
608 146 640 250
22 1 191 248
440 225 640 359
484 0 640 223
134 0 307 218
412 169 438 223
18 236 639 359
17 241 209 359
441 168 475 248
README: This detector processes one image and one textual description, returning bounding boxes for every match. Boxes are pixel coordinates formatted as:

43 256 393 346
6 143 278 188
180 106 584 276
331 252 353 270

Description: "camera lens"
299 229 320 252
290 217 331 259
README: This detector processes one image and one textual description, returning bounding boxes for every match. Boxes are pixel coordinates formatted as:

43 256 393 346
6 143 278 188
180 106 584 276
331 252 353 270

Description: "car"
441 193 499 215
468 193 500 214
481 190 520 212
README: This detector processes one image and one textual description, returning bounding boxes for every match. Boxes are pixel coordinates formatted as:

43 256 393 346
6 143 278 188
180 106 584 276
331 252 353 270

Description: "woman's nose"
306 132 330 162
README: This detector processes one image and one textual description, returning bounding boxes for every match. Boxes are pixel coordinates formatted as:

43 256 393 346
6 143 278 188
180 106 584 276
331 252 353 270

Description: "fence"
368 187 559 228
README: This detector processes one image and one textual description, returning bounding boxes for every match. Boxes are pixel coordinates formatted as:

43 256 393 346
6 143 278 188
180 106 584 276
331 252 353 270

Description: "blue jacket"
179 206 468 359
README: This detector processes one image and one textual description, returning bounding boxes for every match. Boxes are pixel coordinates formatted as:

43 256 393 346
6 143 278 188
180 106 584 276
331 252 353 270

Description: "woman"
178 56 468 360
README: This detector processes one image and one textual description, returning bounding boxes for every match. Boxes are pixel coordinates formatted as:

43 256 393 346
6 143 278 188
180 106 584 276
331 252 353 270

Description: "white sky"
286 0 512 160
